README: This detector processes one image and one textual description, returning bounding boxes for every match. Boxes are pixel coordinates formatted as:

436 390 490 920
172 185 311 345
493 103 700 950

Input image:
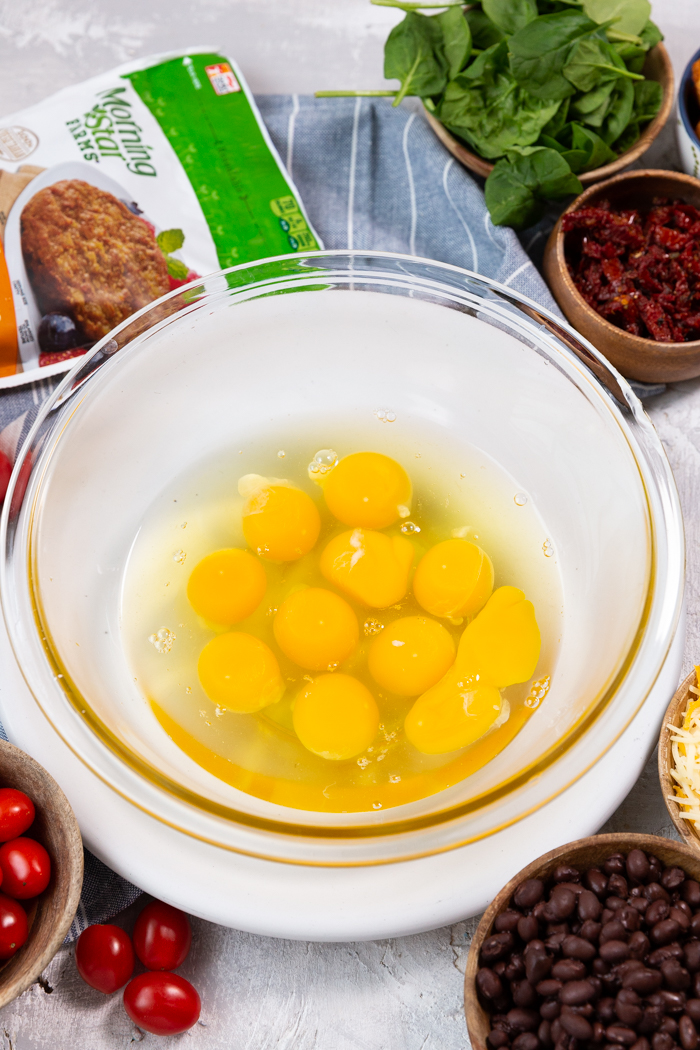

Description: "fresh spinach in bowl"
317 0 663 229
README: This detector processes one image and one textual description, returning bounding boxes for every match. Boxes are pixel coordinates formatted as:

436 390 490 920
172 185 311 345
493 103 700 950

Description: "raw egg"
321 452 411 528
404 671 505 754
198 632 284 713
292 673 380 760
273 587 359 670
239 475 320 561
458 586 540 688
367 615 455 696
319 528 414 608
187 548 266 625
413 538 493 619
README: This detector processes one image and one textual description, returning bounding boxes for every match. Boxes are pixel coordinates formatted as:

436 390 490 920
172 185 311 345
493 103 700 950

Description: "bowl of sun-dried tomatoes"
543 170 700 383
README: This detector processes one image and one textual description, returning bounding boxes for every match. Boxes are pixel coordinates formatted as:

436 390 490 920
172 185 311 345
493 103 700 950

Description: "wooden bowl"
465 832 700 1050
0 740 83 1007
543 169 700 383
425 43 674 185
659 669 700 852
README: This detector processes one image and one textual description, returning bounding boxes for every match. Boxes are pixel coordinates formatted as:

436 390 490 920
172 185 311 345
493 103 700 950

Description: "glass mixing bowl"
0 251 684 865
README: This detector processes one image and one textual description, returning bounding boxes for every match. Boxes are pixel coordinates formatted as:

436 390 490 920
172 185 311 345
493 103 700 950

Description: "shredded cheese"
668 667 700 828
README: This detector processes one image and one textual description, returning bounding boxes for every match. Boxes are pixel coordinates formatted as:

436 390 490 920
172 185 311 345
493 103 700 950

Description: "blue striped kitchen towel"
0 96 591 937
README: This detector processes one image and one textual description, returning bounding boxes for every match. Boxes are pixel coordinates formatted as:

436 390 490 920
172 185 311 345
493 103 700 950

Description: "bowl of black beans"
465 834 700 1050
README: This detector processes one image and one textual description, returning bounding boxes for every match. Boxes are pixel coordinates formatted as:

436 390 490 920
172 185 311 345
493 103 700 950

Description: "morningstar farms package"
0 48 321 387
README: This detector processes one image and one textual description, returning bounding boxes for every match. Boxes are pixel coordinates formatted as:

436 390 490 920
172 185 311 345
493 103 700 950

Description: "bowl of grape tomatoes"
0 739 82 1007
544 169 700 384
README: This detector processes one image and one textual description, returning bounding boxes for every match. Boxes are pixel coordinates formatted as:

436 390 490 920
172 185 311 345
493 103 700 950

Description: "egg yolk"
273 587 359 671
198 632 284 713
457 585 540 688
413 538 493 619
292 674 379 760
239 475 321 561
367 616 455 696
321 452 412 528
404 671 504 754
187 548 267 625
319 528 414 608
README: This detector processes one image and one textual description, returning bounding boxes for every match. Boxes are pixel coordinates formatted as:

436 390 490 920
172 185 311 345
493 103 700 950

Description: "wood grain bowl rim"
464 831 700 1050
659 669 700 853
424 43 674 186
544 168 700 358
0 740 83 1008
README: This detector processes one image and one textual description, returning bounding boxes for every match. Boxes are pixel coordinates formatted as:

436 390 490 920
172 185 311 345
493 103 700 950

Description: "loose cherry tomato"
0 789 35 842
0 893 28 959
133 900 192 970
0 838 50 899
76 924 135 993
0 452 11 505
123 972 201 1035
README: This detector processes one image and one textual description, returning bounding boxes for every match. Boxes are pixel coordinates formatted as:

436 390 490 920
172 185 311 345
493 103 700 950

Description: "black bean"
650 946 685 967
662 958 692 992
513 981 539 1008
505 955 527 981
605 856 627 877
494 961 508 976
508 1009 541 1033
624 969 663 995
600 941 632 964
672 908 693 932
639 1006 664 1035
519 916 540 943
543 890 577 923
580 890 603 923
537 980 563 997
594 1021 607 1042
659 1017 679 1037
631 1040 652 1050
560 980 595 1005
618 961 645 980
653 921 683 947
651 1034 674 1050
538 1020 552 1048
606 1025 639 1045
493 1015 510 1030
483 932 516 964
594 959 612 977
631 899 651 915
478 967 504 1000
602 922 629 944
609 875 630 899
515 881 546 910
553 959 588 982
550 1019 563 1043
647 901 672 926
692 915 700 940
621 908 641 933
685 999 700 1023
527 954 553 985
649 857 664 883
660 990 687 1013
662 869 687 893
488 1032 510 1050
598 999 619 1024
628 851 652 884
680 1016 698 1050
540 1001 561 1021
554 866 581 885
587 869 610 897
533 902 548 922
678 903 693 920
629 932 651 960
581 921 603 944
683 882 700 909
545 933 567 954
497 910 523 933
608 899 629 912
646 885 672 904
512 1033 539 1050
603 910 616 925
616 989 643 1026
563 935 598 961
561 1006 593 1040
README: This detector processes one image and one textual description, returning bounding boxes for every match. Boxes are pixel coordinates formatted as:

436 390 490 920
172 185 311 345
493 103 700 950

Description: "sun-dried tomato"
563 196 700 342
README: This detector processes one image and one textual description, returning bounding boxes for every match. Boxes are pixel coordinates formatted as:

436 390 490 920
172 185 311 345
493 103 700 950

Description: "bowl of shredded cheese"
660 668 700 848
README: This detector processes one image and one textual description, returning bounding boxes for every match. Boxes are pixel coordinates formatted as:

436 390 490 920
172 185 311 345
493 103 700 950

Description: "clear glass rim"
0 250 685 864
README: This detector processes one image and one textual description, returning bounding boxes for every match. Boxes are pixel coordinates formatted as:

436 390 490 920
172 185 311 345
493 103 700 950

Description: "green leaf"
482 0 537 36
582 0 650 37
601 75 634 143
384 11 448 104
570 121 617 167
435 6 471 80
485 146 582 227
508 10 599 99
639 19 663 49
465 8 505 50
613 41 646 72
633 77 662 123
570 79 615 126
563 36 642 92
439 42 561 159
165 256 189 280
614 120 640 152
157 228 185 254
541 96 570 136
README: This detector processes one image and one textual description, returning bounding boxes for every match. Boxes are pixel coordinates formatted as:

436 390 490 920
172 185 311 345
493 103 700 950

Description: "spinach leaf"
557 120 617 168
436 6 471 80
482 0 537 36
563 36 643 92
541 96 570 136
614 121 640 152
439 42 561 159
601 76 634 144
465 8 505 50
508 10 599 99
639 19 663 49
582 0 650 37
570 79 615 126
384 11 447 105
539 132 589 172
484 146 582 227
632 77 662 122
613 41 646 73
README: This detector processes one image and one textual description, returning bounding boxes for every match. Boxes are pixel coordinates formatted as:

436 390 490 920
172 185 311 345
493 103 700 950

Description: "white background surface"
0 1 699 1047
